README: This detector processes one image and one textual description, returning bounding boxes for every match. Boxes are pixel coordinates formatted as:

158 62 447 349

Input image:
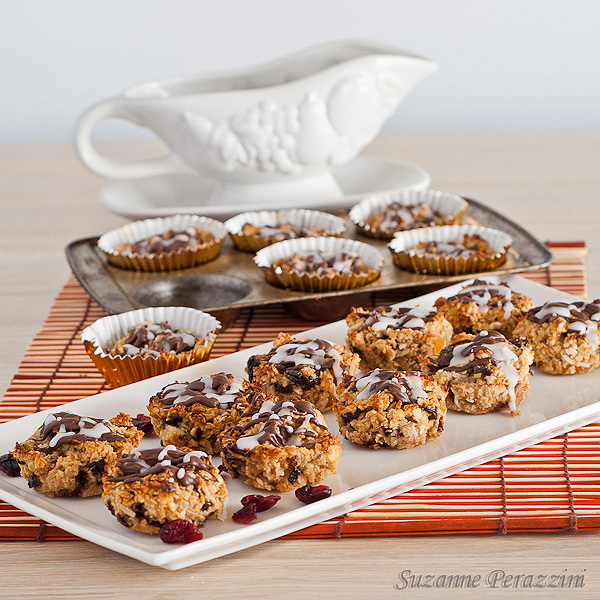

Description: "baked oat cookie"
98 215 227 272
241 222 329 243
273 249 370 278
12 412 143 497
115 226 216 257
410 233 495 260
255 237 384 292
362 201 443 238
109 320 205 358
226 209 346 253
513 300 600 374
333 369 447 449
427 330 534 416
246 332 360 412
219 397 341 492
434 280 534 337
102 445 226 534
147 372 260 454
346 305 452 371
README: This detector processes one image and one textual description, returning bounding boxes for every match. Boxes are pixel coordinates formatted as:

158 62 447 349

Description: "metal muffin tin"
66 198 552 327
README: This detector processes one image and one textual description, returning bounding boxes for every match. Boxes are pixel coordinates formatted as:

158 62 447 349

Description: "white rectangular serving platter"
1 274 600 570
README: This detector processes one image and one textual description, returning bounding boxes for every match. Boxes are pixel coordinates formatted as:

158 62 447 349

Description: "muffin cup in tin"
224 209 346 253
350 189 467 240
254 236 384 292
81 306 221 388
97 214 227 272
388 224 512 275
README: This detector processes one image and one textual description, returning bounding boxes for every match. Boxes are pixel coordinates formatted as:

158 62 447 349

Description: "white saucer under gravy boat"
99 157 430 220
76 39 436 207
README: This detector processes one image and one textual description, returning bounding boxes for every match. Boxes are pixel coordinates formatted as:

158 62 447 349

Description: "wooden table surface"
1 133 599 599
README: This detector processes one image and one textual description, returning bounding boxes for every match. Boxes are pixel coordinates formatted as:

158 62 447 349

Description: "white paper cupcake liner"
254 236 384 292
81 306 221 387
349 189 467 239
388 224 512 275
224 209 346 252
97 214 227 271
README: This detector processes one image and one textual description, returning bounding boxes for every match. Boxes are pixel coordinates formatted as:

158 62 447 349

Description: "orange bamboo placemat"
2 242 598 541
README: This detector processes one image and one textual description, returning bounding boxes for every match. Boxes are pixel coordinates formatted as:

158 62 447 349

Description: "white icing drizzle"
369 306 433 332
274 250 365 276
533 303 575 321
132 445 204 483
533 302 600 351
404 373 428 400
183 450 208 463
448 330 519 411
378 202 436 232
569 321 599 352
267 339 343 383
354 369 427 401
128 450 153 470
286 414 315 447
234 400 323 451
455 281 515 320
163 375 244 408
46 414 115 448
157 445 177 461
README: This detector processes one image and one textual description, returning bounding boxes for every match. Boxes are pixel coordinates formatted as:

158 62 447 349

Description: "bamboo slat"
1 242 596 541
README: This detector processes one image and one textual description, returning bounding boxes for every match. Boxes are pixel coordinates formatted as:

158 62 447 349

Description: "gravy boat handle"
74 98 187 179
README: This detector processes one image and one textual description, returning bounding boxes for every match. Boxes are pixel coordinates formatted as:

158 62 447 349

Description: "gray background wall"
2 0 599 142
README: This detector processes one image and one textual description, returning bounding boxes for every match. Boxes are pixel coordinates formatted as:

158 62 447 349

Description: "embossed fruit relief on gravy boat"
75 40 437 205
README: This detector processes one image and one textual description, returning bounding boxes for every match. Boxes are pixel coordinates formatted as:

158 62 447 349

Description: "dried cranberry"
232 502 258 524
0 453 20 477
218 464 228 474
241 494 281 512
159 519 203 544
132 414 153 434
295 484 332 504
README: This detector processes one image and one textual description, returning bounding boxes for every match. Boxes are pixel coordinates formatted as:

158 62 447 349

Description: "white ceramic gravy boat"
75 40 436 204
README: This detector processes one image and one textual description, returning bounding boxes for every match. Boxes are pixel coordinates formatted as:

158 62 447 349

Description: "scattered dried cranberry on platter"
131 414 153 434
232 502 258 525
233 494 281 524
241 494 281 512
295 484 331 504
159 519 203 544
0 453 20 477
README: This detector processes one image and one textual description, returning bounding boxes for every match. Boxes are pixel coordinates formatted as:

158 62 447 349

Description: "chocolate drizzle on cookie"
346 369 428 405
107 446 212 487
259 338 344 387
242 222 324 241
429 330 520 411
445 280 515 319
274 250 368 276
37 412 126 450
112 321 200 357
409 234 493 259
527 300 600 351
352 305 436 332
232 399 326 451
156 373 245 409
128 227 214 255
371 201 438 235
430 331 516 374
